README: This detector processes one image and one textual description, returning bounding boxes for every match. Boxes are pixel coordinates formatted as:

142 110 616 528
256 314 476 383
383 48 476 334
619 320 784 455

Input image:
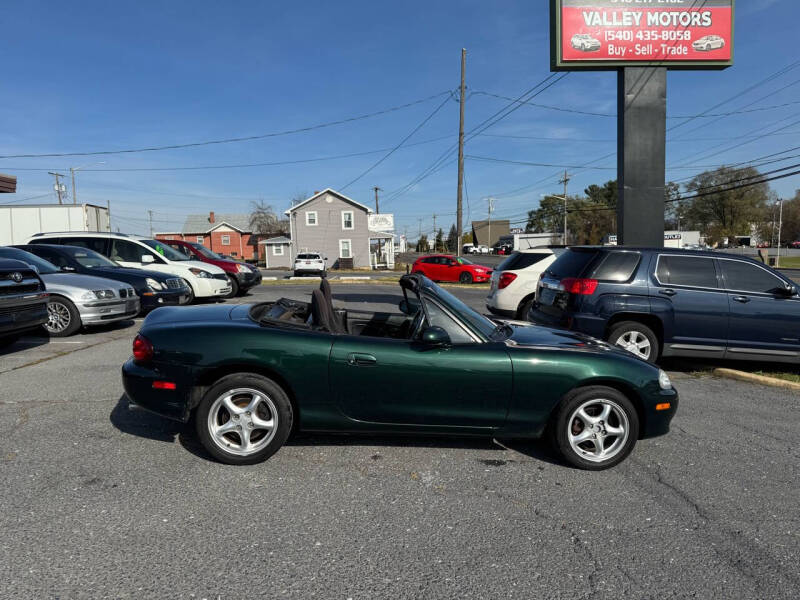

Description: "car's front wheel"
195 373 294 465
459 272 473 284
44 296 81 337
607 321 659 363
226 275 239 298
552 386 639 470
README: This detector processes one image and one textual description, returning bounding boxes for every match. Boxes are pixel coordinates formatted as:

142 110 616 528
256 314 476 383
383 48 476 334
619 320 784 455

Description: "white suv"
293 252 327 277
486 247 563 319
27 232 231 301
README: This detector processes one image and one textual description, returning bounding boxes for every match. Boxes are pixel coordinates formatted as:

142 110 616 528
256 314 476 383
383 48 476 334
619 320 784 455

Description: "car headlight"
236 263 248 273
189 268 212 278
82 289 115 300
658 369 672 390
145 278 164 291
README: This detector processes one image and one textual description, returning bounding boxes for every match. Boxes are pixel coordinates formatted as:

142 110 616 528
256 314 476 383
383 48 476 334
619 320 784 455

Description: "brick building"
156 211 286 261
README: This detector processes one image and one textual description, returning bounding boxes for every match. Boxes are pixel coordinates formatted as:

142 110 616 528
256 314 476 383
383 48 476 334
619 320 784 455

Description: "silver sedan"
0 247 140 337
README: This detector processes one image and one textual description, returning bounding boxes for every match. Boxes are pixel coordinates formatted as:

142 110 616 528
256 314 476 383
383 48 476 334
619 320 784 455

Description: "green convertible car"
122 274 677 470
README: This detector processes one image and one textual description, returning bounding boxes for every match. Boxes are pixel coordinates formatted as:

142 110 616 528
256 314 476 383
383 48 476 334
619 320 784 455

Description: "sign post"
550 0 734 246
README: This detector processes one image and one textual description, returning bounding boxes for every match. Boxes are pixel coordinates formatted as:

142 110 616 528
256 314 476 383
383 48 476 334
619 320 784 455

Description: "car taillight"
132 334 154 362
498 272 518 289
561 277 598 295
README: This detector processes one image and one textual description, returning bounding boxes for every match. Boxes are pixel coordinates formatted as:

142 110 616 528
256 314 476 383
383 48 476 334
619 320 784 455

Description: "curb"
712 368 800 392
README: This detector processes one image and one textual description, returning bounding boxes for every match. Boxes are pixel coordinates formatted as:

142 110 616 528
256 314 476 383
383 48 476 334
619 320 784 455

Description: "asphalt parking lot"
1 282 798 598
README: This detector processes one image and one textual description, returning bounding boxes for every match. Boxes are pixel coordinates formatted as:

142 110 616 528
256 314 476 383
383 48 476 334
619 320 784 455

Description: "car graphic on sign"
692 35 725 51
571 33 601 52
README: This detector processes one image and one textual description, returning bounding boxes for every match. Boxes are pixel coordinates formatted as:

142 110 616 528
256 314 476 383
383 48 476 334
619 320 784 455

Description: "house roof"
181 213 252 234
285 188 372 216
258 236 291 245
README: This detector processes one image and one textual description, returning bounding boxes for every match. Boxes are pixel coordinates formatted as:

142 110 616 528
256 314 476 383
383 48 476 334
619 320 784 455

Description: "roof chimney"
313 191 320 195
209 211 215 224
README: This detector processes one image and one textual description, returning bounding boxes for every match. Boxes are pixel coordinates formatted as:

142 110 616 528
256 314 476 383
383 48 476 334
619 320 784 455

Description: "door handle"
732 296 750 304
347 353 377 366
659 288 676 297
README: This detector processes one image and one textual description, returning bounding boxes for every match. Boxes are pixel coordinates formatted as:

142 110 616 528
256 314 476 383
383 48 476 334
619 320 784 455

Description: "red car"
411 254 492 284
790 241 800 249
162 240 262 297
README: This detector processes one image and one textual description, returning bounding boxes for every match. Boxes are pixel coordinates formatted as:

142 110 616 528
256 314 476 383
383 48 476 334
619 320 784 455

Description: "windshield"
455 257 473 265
190 243 222 259
422 283 497 339
140 239 190 261
0 247 59 274
65 247 119 268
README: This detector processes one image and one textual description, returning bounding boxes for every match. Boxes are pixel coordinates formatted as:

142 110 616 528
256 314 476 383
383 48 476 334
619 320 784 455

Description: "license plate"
539 288 556 306
304 261 310 265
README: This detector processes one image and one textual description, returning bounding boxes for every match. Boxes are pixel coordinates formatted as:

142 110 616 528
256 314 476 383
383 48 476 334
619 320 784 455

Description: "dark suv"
0 258 49 347
530 247 800 364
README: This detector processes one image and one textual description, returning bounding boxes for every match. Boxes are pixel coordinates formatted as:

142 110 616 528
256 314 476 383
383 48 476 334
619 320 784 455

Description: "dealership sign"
368 213 394 232
552 0 734 70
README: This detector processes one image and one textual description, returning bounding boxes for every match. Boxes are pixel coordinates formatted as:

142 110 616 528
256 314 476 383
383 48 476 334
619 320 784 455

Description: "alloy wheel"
207 387 278 457
615 330 651 360
47 302 71 334
567 398 629 463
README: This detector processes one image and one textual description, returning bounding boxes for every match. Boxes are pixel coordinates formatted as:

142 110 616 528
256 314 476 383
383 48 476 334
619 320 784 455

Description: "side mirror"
60 266 76 272
776 284 798 297
421 326 450 347
141 254 155 264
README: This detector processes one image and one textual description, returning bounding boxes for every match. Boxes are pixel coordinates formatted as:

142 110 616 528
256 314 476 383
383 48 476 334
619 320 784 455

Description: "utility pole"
456 48 466 257
432 213 437 251
48 172 66 205
559 170 570 245
71 168 77 205
148 210 154 237
487 198 494 252
776 198 784 268
107 200 112 232
373 186 381 214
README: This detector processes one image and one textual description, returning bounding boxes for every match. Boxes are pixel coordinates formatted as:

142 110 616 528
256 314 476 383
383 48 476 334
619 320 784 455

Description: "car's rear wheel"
459 272 473 284
226 275 239 298
607 321 659 363
552 386 639 470
516 296 536 321
44 296 81 337
195 373 294 465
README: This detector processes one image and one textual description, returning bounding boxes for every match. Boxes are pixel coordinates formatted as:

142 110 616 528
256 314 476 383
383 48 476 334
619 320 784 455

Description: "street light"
542 193 568 245
70 161 106 205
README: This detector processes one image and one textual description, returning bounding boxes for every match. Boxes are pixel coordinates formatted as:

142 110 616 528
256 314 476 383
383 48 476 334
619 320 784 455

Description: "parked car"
0 247 139 337
790 241 800 249
692 35 725 51
571 33 601 51
411 254 492 284
293 252 327 277
15 244 191 313
0 258 49 347
159 239 262 298
486 247 564 319
122 273 677 470
27 232 230 302
529 246 800 364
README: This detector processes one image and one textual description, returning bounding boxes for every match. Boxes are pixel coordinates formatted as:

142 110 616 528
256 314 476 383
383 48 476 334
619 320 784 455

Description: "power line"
467 155 614 170
0 91 453 159
340 92 453 191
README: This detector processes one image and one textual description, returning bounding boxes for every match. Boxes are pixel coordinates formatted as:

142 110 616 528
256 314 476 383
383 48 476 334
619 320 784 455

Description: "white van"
27 232 231 301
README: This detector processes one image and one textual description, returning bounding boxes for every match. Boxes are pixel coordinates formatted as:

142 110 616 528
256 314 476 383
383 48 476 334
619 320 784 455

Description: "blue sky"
1 0 798 238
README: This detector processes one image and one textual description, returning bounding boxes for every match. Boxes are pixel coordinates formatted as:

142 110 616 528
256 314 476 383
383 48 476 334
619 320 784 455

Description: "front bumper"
234 269 262 289
79 298 140 325
140 289 192 312
192 277 232 298
641 386 679 438
122 358 196 422
0 295 49 335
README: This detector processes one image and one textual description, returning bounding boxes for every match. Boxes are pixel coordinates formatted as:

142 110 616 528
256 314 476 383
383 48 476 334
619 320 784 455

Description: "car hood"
504 321 628 356
40 272 128 291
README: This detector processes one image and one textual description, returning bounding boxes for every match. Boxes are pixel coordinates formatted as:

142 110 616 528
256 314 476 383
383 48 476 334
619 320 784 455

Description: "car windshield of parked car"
65 247 120 269
190 243 222 259
0 247 59 274
424 282 497 339
140 239 190 261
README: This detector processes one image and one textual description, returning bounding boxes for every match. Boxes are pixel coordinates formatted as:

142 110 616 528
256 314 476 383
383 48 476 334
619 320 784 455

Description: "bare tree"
249 200 278 234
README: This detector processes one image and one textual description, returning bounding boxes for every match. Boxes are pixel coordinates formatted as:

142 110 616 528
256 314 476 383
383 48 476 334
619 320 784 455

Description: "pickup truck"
0 258 49 347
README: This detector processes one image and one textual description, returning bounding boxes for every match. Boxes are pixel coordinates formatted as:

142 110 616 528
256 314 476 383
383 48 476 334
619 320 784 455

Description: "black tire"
459 271 473 284
551 386 639 470
226 275 239 299
194 373 294 465
516 296 536 321
705 44 711 51
606 320 659 363
183 280 196 304
44 296 81 337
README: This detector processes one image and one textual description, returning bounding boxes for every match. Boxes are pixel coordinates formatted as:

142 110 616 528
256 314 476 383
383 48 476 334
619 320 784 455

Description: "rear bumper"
529 307 607 339
122 358 196 422
486 304 517 319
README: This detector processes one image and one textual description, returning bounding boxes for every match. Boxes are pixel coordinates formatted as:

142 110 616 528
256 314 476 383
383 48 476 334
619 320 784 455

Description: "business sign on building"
368 213 394 232
551 0 734 70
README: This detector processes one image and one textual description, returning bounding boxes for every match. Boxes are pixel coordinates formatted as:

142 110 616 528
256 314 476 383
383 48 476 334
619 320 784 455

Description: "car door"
718 258 800 360
110 239 162 269
652 254 729 358
328 298 512 428
439 257 460 282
